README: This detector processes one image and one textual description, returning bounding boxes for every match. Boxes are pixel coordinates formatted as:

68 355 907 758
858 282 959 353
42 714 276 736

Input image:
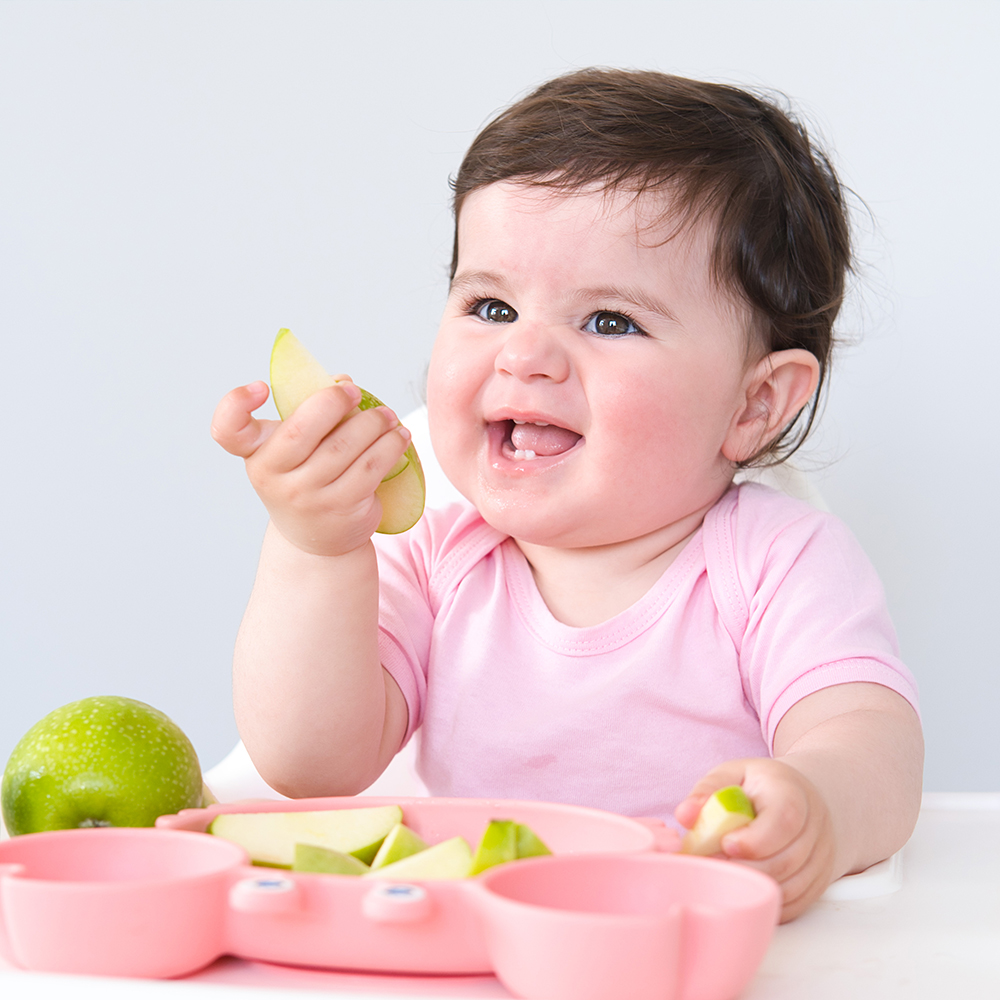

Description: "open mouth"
497 419 583 462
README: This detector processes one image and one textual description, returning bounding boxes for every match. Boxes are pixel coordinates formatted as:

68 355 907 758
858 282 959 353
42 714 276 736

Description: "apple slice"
470 819 518 875
209 804 403 868
515 823 552 859
363 836 473 880
269 328 425 533
293 842 370 876
681 785 756 856
369 822 429 870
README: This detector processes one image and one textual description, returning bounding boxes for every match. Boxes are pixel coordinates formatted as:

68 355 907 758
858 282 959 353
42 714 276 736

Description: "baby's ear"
722 349 820 464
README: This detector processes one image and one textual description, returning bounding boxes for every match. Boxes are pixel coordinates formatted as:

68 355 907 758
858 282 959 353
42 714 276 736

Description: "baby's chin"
447 479 556 540
466 491 628 549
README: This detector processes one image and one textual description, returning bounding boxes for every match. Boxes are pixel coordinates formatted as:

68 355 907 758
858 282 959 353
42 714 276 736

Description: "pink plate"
0 796 780 999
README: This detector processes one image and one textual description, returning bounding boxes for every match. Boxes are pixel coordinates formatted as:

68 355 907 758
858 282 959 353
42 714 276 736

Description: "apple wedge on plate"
362 836 474 880
293 843 371 875
470 819 518 875
209 804 403 868
369 822 430 870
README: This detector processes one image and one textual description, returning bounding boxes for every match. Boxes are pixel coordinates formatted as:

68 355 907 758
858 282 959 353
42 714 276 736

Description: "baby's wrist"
264 520 376 566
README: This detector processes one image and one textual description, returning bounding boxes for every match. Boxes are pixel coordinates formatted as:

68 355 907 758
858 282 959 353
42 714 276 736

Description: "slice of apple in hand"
681 785 756 856
269 328 425 534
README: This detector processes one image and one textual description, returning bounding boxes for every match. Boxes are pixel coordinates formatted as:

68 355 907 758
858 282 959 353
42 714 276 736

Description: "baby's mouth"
499 420 582 461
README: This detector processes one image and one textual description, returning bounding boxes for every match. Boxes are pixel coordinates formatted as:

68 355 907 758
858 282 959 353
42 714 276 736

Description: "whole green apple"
1 695 203 835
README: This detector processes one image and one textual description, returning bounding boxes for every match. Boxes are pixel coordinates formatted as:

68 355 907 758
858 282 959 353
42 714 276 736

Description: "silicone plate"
0 797 780 1000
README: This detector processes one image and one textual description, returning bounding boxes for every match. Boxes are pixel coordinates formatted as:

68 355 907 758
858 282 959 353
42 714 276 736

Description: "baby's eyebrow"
577 285 679 325
449 270 510 295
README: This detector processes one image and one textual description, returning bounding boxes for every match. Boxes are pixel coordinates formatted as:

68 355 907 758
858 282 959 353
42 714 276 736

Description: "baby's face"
426 181 758 549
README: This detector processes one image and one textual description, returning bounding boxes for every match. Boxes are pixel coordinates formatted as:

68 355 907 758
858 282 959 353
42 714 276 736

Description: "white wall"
1 0 996 791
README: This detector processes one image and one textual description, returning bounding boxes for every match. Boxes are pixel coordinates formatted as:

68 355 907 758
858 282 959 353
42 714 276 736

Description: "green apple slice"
470 819 518 875
363 836 472 880
293 842 370 876
269 328 425 533
209 804 403 868
369 822 429 870
681 785 756 856
515 823 552 859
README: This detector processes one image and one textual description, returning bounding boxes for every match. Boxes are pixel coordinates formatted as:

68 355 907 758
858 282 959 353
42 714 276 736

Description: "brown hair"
449 68 852 465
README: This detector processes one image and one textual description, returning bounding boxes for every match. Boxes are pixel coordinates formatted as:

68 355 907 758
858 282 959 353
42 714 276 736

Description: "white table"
2 794 998 999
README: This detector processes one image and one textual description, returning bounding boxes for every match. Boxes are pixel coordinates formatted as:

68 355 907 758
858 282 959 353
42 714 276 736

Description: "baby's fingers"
721 772 810 861
769 843 835 922
211 382 278 458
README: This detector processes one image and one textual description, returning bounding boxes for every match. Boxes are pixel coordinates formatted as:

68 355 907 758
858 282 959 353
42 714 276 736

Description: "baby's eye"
475 299 518 324
584 311 642 337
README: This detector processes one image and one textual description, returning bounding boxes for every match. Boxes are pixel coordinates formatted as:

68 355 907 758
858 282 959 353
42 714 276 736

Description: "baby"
212 69 923 922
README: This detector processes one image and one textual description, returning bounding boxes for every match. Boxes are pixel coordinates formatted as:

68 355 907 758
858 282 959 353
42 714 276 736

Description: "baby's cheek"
425 389 482 503
605 401 710 487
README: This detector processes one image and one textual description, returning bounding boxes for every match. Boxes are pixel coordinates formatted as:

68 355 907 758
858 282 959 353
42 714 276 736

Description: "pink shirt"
374 484 919 823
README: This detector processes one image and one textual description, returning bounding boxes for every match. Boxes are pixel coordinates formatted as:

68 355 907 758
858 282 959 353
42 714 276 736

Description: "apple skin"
470 819 518 875
1 696 203 835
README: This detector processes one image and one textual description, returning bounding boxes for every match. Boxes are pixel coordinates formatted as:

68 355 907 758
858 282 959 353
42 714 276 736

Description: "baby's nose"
494 322 571 383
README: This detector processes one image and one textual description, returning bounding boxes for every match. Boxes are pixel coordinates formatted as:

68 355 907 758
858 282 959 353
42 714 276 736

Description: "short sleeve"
704 484 920 751
373 502 507 745
374 531 434 745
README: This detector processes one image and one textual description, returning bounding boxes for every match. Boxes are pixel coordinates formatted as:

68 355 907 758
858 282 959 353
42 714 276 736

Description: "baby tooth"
525 450 536 459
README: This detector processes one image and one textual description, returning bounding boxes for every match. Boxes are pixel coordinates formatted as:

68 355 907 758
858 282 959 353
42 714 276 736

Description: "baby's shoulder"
705 482 873 602
710 480 844 549
374 500 507 592
417 499 508 556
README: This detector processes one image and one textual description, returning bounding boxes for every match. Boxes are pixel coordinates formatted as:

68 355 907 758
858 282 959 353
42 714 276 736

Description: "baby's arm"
676 682 923 922
211 380 411 798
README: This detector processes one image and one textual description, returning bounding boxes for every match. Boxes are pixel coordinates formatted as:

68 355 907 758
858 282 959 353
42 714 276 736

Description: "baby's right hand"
211 379 411 556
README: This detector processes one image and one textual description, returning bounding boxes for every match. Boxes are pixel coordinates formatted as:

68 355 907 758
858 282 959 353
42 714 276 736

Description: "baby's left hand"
675 758 836 923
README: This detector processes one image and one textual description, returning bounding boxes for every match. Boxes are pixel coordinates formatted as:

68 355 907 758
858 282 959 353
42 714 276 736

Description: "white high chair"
204 405 828 802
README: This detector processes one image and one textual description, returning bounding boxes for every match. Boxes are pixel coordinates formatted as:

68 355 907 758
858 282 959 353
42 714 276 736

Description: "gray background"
1 0 996 792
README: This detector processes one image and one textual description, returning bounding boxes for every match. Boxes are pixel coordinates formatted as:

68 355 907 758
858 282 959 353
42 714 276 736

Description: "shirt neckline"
500 529 707 656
